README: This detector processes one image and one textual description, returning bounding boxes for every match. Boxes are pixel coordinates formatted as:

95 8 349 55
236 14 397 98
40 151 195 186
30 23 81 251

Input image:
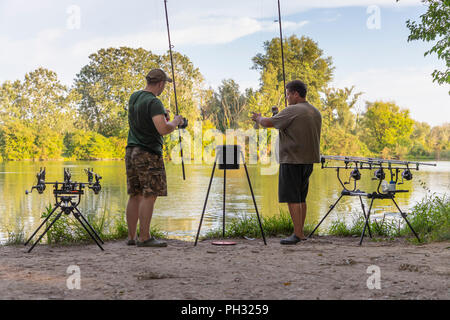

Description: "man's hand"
252 112 262 124
251 112 275 129
165 111 171 122
173 115 184 127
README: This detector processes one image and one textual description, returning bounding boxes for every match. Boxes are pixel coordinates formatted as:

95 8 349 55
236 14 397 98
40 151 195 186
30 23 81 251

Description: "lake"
0 160 448 243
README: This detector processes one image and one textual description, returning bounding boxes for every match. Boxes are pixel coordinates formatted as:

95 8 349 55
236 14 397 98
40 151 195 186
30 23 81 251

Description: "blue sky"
0 0 448 126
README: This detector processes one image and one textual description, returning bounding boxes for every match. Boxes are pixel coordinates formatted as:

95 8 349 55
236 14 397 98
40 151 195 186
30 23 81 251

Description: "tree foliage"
74 47 203 138
404 0 450 86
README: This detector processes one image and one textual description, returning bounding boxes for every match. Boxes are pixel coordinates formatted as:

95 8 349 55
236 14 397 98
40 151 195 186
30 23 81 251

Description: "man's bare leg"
288 203 302 238
126 195 141 241
138 195 157 242
299 202 307 240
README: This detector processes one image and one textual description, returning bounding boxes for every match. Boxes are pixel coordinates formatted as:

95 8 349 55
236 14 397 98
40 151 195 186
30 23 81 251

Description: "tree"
75 47 204 138
428 123 450 159
360 101 414 157
0 68 77 134
252 35 334 110
403 0 450 86
408 121 432 158
203 79 248 132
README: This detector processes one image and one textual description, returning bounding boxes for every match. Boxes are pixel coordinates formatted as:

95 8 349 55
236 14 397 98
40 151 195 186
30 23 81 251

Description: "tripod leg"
28 212 63 253
223 167 227 239
359 196 372 238
308 195 344 238
391 197 421 242
242 157 267 246
74 207 105 244
73 212 104 251
195 161 217 246
359 198 374 246
25 203 60 246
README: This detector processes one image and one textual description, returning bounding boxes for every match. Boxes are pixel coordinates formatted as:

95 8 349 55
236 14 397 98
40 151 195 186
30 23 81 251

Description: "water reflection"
0 161 448 242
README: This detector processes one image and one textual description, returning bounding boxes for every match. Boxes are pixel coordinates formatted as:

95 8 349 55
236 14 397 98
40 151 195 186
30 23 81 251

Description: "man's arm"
252 113 275 128
153 114 183 136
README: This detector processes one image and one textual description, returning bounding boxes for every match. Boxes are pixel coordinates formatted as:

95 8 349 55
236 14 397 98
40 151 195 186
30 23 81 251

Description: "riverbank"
1 236 448 300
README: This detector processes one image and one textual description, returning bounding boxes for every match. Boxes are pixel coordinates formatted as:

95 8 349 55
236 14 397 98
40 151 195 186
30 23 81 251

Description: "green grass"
4 229 26 245
202 209 315 240
5 205 167 246
402 193 450 243
5 191 448 246
328 193 449 243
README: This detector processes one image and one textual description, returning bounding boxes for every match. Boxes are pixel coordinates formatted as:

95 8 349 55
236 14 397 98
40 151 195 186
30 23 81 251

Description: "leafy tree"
203 79 248 132
408 121 432 158
75 47 204 138
360 101 414 157
0 68 77 134
0 121 37 160
403 0 450 86
428 123 450 159
252 35 334 111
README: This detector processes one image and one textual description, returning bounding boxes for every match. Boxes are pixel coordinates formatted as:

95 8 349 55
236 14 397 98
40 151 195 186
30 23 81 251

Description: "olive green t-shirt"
127 91 166 156
271 102 322 164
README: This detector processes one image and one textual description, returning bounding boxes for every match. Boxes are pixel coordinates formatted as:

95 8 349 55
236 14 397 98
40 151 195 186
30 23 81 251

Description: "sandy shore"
0 237 448 300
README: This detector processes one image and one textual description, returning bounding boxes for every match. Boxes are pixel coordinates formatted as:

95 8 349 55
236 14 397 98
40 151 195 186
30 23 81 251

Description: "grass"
402 193 450 243
328 192 449 243
5 189 448 246
4 205 167 246
202 209 315 240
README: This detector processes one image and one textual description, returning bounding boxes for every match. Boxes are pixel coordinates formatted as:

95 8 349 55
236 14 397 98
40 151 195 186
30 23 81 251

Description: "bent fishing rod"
164 0 186 180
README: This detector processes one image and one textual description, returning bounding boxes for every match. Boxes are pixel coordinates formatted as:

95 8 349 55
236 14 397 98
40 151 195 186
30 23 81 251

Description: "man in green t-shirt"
125 69 184 248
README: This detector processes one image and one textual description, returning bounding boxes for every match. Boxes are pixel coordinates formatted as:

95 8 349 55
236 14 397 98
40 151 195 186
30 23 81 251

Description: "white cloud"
333 67 450 126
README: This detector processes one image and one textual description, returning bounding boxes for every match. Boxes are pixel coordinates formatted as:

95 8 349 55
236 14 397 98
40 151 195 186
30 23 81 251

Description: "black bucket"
217 145 241 170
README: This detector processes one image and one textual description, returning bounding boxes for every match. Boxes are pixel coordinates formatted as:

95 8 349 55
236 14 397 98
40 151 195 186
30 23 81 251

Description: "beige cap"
146 69 173 83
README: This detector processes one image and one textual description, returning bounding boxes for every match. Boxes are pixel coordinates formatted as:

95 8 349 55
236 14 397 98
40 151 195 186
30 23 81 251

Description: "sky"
0 0 449 126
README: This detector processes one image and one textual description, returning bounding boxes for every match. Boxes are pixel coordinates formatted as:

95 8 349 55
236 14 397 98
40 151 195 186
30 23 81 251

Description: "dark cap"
146 69 173 83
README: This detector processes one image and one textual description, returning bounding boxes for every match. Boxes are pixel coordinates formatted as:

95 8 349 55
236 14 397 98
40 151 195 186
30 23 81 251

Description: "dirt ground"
0 236 448 300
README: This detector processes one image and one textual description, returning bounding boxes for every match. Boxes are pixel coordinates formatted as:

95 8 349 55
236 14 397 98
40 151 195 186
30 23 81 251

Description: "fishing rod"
164 0 186 180
277 0 288 109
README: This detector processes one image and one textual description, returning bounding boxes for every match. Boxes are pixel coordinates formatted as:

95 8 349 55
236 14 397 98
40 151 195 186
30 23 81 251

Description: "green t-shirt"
127 91 166 156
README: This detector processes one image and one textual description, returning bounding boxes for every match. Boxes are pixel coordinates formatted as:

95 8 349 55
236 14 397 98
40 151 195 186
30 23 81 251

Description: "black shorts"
279 164 314 203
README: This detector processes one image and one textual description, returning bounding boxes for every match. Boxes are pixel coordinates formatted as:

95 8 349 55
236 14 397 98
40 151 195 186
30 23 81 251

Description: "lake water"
0 161 448 243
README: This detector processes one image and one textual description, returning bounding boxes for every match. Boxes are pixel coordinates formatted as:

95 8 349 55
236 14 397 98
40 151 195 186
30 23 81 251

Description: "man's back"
127 90 166 156
272 102 322 164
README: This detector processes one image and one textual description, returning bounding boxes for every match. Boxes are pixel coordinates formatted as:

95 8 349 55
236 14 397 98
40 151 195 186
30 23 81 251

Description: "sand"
0 237 448 300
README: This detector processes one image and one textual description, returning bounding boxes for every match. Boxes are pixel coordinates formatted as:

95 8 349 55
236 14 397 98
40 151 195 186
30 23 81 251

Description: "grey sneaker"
127 239 137 246
280 234 301 245
137 238 168 248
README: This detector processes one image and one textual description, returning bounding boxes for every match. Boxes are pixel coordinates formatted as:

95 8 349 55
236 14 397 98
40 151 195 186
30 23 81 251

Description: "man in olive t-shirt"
252 80 322 245
125 69 184 248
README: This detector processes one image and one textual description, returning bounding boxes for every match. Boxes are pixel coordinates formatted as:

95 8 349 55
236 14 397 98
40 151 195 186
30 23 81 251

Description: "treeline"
0 36 448 161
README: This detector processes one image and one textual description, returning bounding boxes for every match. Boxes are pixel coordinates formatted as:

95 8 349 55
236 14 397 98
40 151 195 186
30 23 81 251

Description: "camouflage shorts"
125 147 168 197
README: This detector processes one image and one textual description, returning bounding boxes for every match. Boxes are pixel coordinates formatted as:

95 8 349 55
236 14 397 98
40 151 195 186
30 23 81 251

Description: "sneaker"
127 239 137 246
137 238 168 248
280 234 301 245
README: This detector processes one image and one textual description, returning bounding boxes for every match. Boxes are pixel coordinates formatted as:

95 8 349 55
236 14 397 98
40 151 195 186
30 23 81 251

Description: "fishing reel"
398 168 413 185
179 117 188 130
372 168 386 181
26 168 46 195
164 112 188 130
344 168 361 185
272 106 279 116
85 168 102 195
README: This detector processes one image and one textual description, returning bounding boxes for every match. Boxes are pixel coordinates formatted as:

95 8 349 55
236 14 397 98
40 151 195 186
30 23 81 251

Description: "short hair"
286 80 307 98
